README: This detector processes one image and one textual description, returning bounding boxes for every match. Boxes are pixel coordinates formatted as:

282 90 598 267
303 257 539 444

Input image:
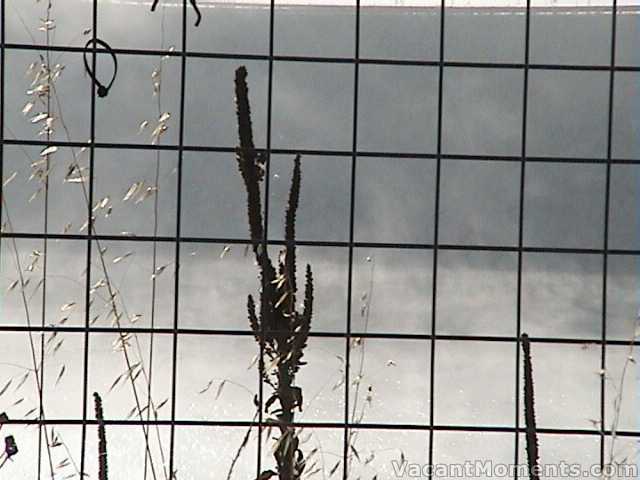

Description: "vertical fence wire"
259 0 276 476
514 0 532 473
427 0 446 474
600 0 618 468
168 0 189 478
0 0 5 471
343 1 361 478
79 0 100 477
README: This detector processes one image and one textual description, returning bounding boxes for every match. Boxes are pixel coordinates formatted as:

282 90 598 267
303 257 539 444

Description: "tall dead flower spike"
94 392 109 480
521 334 540 480
234 65 313 480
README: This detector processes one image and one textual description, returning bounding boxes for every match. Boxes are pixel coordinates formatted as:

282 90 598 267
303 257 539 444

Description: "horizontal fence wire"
3 41 640 72
5 231 640 256
3 138 640 164
0 418 636 437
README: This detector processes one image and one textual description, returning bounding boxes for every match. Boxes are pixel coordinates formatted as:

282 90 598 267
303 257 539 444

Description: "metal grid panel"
0 0 637 478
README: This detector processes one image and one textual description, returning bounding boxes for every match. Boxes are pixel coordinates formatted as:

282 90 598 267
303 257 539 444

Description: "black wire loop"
151 0 202 27
83 38 118 98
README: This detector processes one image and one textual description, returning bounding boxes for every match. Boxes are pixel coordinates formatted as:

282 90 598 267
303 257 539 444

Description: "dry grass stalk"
605 324 638 475
3 3 171 476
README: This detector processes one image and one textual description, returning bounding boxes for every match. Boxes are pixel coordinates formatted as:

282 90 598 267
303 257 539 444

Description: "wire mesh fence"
1 0 639 479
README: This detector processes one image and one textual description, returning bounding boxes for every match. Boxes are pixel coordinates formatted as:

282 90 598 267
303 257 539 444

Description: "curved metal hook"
151 0 202 27
83 38 118 98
